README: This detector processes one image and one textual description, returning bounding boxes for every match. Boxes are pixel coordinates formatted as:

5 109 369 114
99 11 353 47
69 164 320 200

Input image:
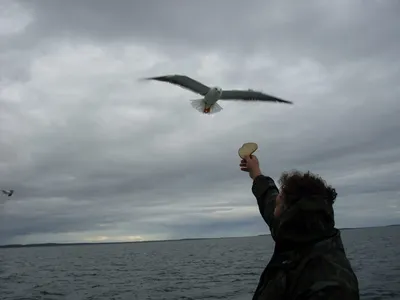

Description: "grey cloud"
1 0 399 245
16 0 400 63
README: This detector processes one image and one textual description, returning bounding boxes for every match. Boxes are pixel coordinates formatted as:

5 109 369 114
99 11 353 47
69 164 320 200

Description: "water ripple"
0 226 399 299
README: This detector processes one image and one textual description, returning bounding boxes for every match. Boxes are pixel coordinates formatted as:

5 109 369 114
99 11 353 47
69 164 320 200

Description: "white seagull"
1 189 14 197
141 74 293 114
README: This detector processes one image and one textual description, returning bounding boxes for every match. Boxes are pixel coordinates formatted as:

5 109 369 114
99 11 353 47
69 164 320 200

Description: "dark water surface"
1 226 399 300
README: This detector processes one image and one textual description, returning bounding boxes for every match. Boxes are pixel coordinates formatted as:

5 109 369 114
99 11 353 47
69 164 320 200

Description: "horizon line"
1 223 398 249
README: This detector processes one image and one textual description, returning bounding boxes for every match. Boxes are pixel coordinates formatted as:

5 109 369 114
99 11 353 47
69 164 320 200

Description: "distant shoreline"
1 224 398 249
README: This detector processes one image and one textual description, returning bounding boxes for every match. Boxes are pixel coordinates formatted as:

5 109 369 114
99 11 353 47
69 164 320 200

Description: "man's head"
273 170 337 218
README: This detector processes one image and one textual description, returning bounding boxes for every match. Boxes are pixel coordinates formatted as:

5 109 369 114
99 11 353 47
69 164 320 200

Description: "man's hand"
240 155 262 180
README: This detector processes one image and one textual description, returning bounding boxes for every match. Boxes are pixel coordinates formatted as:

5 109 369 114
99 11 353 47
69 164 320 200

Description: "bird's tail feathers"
190 99 223 115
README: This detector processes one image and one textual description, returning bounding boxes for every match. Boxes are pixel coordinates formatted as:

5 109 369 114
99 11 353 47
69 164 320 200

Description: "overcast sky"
0 0 399 245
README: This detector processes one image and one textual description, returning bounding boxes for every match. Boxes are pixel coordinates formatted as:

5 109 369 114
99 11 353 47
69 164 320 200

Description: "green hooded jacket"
251 175 360 300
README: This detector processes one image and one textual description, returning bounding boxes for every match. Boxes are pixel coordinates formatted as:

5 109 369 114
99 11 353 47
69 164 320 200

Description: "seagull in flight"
1 189 14 197
141 74 293 114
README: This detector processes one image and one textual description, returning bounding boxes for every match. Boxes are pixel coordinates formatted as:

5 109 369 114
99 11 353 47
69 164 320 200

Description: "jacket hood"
272 196 337 250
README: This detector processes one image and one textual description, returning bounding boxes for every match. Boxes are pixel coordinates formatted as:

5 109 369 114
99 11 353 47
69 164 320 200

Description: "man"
240 155 360 300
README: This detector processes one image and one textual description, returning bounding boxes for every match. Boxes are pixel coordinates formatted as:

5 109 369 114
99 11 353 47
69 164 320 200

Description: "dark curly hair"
278 170 337 207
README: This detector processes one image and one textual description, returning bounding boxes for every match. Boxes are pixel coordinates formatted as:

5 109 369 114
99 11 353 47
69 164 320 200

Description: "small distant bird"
141 74 293 114
1 190 14 197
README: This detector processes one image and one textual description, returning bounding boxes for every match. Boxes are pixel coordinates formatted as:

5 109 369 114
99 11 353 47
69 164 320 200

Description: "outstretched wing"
220 89 293 104
142 74 210 96
1 189 14 197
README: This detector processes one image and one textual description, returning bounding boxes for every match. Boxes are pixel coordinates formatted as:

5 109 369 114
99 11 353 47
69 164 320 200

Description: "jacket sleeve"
251 175 279 232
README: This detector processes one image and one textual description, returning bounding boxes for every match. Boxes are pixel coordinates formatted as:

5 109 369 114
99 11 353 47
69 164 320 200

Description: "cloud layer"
1 0 399 245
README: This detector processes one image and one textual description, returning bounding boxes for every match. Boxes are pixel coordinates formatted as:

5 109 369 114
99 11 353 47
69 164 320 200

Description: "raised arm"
239 154 279 232
251 175 279 232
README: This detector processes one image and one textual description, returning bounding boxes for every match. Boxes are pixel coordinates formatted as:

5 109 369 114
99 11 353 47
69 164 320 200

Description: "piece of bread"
238 142 258 159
